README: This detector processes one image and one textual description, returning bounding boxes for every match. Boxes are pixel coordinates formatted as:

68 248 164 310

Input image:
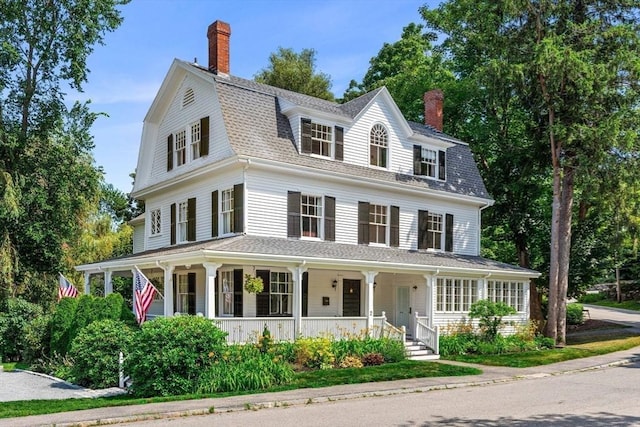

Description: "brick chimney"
424 89 444 131
207 20 231 74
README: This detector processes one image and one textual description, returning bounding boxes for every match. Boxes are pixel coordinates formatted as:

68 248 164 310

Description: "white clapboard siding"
146 74 234 189
246 167 480 255
132 224 145 254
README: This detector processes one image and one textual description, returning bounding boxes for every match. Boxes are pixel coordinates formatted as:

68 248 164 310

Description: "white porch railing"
381 311 406 342
215 318 295 343
415 312 439 354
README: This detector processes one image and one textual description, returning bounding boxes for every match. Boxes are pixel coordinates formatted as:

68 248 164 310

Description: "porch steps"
404 339 440 361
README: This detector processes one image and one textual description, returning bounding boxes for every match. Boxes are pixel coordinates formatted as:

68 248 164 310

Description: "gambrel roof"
178 60 491 202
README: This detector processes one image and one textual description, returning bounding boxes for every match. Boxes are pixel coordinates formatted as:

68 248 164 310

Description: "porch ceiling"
76 235 539 278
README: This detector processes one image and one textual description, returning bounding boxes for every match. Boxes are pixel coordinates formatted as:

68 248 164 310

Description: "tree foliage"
0 0 129 304
422 0 640 344
255 47 334 101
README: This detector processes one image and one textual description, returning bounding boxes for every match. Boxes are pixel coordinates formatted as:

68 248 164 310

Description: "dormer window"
413 145 446 180
166 117 210 171
300 118 344 161
369 124 388 168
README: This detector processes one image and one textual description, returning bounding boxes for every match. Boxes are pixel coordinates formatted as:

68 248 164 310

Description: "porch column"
104 270 113 295
83 272 91 295
424 274 434 328
161 264 175 317
288 264 308 338
362 270 378 335
480 274 491 300
203 262 222 319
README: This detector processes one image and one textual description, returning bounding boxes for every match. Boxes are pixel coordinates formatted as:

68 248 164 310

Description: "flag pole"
134 265 165 299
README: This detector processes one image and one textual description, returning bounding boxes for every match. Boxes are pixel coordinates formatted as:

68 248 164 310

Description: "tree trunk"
616 266 622 303
555 165 575 346
516 234 544 330
545 164 562 341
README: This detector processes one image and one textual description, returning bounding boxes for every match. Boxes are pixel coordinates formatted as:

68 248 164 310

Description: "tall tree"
422 0 640 344
342 23 454 120
255 47 334 101
0 0 129 304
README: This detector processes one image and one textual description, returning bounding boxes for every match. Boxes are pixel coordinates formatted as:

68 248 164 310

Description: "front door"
396 286 410 330
342 279 361 316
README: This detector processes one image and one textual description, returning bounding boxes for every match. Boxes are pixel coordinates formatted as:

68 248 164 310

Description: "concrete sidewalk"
3 344 639 427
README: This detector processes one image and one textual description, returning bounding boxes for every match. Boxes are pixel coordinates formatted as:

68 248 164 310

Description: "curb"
45 355 640 427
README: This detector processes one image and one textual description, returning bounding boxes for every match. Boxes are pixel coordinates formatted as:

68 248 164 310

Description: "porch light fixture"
413 285 418 290
373 282 377 289
332 279 337 289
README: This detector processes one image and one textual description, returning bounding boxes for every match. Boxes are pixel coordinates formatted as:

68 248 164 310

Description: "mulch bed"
567 319 625 333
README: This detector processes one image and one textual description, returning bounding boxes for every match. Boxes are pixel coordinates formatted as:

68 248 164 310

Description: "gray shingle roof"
100 235 536 276
186 61 490 200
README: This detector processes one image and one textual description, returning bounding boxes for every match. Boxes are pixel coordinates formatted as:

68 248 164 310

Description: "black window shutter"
214 273 219 317
439 150 446 180
172 273 177 313
211 190 219 238
170 203 176 245
358 201 370 244
302 271 309 317
324 195 336 241
418 210 428 249
287 191 301 238
233 269 243 317
200 116 210 156
167 134 174 171
233 183 244 233
445 213 454 252
413 145 422 175
335 126 344 161
390 205 400 247
256 270 270 316
301 118 312 153
187 272 196 315
187 197 196 241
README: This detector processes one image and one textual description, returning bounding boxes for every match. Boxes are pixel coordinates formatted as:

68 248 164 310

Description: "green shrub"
566 303 584 325
439 333 477 357
50 293 135 357
126 315 228 397
197 352 294 393
0 298 43 361
469 300 517 341
331 337 406 363
578 292 606 304
271 341 296 363
68 319 135 388
295 337 335 369
361 352 385 366
534 335 556 349
23 314 52 364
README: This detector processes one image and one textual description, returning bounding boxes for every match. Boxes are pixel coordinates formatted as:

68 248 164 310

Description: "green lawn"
443 333 640 368
588 300 640 311
0 360 480 419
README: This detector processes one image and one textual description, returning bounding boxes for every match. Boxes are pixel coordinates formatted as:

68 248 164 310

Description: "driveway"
583 304 640 330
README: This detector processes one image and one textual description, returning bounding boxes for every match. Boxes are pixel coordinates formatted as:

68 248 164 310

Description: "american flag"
134 267 157 324
58 273 78 301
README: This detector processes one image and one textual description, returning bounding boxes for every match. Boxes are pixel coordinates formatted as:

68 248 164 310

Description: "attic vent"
182 88 195 107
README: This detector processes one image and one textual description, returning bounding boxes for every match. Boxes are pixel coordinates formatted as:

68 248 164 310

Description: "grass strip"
588 300 640 312
0 361 480 419
443 334 640 368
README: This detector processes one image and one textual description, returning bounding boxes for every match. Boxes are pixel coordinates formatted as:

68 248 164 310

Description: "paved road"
583 304 640 330
123 360 640 426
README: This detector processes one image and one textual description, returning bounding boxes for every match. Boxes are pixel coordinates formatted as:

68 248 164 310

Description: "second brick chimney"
424 89 444 131
207 20 231 74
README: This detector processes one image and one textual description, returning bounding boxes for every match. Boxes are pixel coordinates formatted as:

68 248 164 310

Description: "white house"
76 20 539 355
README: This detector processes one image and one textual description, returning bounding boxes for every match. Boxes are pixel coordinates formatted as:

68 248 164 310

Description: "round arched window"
370 124 388 168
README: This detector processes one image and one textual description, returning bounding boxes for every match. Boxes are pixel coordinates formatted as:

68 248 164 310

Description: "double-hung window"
311 122 332 157
177 201 188 243
270 272 292 315
487 280 525 312
150 208 161 236
369 204 388 245
175 273 196 314
221 271 234 316
301 195 322 238
190 121 201 160
421 148 437 178
413 145 446 180
427 213 443 250
370 124 388 168
221 188 234 234
436 278 479 312
175 130 187 166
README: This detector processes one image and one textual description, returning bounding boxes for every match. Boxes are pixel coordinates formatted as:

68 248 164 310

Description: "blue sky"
79 0 439 193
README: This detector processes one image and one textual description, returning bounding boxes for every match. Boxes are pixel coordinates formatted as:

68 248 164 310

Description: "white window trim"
419 145 446 181
269 271 293 315
368 203 389 246
220 188 234 236
150 208 162 237
172 120 205 168
435 277 479 313
219 270 235 317
304 119 335 159
487 280 526 312
369 123 389 169
301 194 323 240
177 200 188 243
426 212 444 251
175 273 193 314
